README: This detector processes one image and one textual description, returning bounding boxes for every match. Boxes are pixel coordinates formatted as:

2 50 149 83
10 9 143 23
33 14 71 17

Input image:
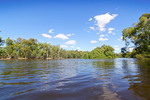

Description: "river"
0 58 150 100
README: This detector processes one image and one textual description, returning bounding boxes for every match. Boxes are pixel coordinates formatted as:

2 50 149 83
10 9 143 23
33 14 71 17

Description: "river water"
0 58 150 100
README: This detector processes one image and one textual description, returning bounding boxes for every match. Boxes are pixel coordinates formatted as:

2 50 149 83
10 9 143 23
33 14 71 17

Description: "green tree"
0 37 4 46
5 37 16 58
90 45 115 59
122 13 150 58
0 36 6 58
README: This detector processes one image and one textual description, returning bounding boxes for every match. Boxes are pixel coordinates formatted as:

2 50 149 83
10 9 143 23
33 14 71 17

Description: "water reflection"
0 59 150 100
128 60 150 99
92 60 121 100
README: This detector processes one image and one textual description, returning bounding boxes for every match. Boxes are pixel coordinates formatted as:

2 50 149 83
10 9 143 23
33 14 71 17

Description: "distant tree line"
0 37 116 59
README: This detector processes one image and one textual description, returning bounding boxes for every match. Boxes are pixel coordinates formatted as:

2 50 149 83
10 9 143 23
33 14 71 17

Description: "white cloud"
89 18 92 21
112 33 116 35
115 47 120 51
108 28 115 31
71 46 74 48
108 28 114 33
129 47 134 52
118 36 123 41
100 34 105 37
67 33 74 37
65 40 76 45
60 45 68 48
114 45 119 48
92 46 96 49
121 36 123 39
113 45 120 51
96 33 100 35
99 37 108 41
54 34 69 40
89 26 95 31
41 33 52 38
108 31 112 34
90 40 97 43
94 13 118 32
108 28 116 35
49 29 54 33
67 34 71 36
76 47 81 50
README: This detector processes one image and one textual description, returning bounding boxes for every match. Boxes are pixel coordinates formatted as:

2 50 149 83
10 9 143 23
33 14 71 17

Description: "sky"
0 0 150 53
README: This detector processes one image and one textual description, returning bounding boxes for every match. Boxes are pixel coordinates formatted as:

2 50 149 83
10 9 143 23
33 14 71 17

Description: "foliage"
0 37 116 59
90 45 115 59
115 53 122 58
122 13 150 58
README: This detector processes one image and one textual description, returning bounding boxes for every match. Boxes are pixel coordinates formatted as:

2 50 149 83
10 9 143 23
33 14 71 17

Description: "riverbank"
0 57 65 60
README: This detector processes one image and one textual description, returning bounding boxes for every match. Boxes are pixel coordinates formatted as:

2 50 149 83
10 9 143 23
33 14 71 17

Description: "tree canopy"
122 13 150 58
0 37 116 59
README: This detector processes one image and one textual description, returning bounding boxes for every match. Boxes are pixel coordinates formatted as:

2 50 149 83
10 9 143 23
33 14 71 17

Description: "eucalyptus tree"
1 36 117 59
51 45 60 59
90 45 115 59
0 31 6 58
5 37 15 58
0 37 4 46
122 13 150 58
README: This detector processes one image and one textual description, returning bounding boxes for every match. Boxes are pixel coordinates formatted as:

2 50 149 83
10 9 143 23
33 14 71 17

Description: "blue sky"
0 0 150 53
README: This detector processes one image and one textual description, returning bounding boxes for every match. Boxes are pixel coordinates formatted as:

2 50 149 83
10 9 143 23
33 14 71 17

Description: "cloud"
65 40 76 45
108 28 116 35
76 47 81 50
113 45 120 51
117 36 123 41
54 34 69 40
100 34 105 37
96 33 100 35
94 13 118 32
60 45 68 48
49 29 54 33
89 26 95 31
90 40 97 43
41 33 52 38
89 18 92 21
67 34 71 37
111 33 116 35
92 46 96 49
108 28 115 31
71 46 74 48
129 47 134 52
114 45 119 48
99 37 108 41
108 28 115 33
67 33 74 37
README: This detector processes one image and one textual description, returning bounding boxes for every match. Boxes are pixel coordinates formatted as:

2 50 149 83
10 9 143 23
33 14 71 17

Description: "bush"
135 54 144 59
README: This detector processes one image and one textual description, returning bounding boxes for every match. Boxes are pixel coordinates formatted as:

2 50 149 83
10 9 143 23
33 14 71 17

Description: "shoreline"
0 57 66 60
0 57 149 60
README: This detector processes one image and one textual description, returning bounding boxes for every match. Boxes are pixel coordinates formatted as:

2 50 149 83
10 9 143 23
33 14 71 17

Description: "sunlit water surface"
0 58 150 100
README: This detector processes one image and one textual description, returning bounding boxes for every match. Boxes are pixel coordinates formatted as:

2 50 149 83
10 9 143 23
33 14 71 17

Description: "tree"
0 30 4 46
90 45 115 59
5 37 15 58
0 35 6 58
0 37 4 46
122 13 150 58
0 36 116 59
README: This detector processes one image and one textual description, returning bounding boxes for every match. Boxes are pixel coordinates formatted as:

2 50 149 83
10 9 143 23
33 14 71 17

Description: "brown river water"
0 58 150 100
